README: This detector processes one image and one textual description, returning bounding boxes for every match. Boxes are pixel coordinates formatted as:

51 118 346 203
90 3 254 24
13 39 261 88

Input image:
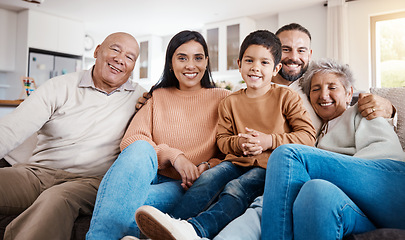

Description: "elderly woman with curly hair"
261 58 405 240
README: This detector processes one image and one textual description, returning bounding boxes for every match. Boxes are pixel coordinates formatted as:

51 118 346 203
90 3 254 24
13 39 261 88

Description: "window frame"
370 11 405 87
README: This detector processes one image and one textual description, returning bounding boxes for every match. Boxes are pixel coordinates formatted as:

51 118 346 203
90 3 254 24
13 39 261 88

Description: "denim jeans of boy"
213 196 263 240
262 144 405 240
171 161 266 239
86 140 184 239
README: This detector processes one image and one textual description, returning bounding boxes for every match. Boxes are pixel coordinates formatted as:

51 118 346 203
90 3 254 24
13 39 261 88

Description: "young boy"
134 30 316 240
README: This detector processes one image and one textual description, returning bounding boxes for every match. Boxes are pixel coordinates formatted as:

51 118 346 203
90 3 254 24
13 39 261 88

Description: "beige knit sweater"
0 69 145 176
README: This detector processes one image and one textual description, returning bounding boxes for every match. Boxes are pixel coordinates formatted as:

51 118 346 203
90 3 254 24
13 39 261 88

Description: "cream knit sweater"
0 69 145 176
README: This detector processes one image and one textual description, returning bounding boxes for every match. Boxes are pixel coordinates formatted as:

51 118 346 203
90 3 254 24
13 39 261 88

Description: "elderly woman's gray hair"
299 58 355 97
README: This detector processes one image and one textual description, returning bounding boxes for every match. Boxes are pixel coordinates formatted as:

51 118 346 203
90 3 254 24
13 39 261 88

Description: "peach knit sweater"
120 87 230 179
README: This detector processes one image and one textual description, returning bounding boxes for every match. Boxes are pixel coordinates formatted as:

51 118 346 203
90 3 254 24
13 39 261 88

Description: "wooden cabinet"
0 9 17 71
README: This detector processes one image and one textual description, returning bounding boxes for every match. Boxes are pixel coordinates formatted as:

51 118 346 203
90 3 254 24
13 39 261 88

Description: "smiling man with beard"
271 23 395 131
273 23 312 86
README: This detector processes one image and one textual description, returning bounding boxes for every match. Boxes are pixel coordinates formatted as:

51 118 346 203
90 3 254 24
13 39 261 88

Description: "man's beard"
279 60 308 82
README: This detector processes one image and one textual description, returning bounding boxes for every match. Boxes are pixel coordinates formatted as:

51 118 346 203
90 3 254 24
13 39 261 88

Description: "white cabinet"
2 9 85 100
0 9 17 71
57 17 84 55
203 17 256 85
27 10 84 55
27 11 58 52
133 35 164 91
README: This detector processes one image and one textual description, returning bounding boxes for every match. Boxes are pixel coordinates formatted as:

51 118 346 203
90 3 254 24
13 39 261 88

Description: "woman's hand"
173 154 200 190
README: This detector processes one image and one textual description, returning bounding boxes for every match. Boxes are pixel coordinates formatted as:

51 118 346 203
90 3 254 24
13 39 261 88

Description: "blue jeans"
171 161 266 239
262 144 405 240
86 140 184 239
213 196 263 240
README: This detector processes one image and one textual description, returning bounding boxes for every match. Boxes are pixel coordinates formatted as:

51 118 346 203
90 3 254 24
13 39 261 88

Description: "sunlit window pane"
375 17 405 87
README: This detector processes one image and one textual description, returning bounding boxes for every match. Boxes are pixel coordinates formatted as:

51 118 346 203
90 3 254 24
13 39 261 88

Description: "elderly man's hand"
358 93 394 120
135 92 151 113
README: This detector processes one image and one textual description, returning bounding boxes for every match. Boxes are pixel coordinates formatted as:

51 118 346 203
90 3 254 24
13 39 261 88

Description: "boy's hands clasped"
173 126 274 190
239 127 273 156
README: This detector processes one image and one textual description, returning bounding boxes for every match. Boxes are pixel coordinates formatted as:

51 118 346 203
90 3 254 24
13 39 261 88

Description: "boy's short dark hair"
238 30 282 68
275 23 312 41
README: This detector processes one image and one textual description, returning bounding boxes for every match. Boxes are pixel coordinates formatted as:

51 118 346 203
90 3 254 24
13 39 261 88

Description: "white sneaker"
121 236 140 240
135 205 201 240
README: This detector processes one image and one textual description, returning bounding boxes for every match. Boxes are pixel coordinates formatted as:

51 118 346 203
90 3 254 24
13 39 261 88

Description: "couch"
0 87 404 240
0 158 91 240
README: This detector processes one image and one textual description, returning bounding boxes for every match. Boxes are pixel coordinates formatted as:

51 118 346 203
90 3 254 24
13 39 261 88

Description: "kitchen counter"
0 99 23 107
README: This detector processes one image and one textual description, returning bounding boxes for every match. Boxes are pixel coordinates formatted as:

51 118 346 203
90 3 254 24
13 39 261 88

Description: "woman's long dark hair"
149 30 216 94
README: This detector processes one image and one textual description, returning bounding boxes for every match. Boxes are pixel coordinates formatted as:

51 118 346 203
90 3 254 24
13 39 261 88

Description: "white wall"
0 72 9 99
256 1 405 92
2 1 404 100
254 3 327 61
0 8 17 100
255 15 278 33
253 3 328 75
4 10 29 100
347 0 405 91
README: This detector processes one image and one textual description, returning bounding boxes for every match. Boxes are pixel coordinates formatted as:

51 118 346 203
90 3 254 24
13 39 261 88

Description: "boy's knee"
196 161 236 185
221 179 251 205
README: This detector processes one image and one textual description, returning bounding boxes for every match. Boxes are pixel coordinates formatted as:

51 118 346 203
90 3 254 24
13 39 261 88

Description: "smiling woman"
309 71 352 121
86 30 231 239
261 58 405 240
171 40 208 91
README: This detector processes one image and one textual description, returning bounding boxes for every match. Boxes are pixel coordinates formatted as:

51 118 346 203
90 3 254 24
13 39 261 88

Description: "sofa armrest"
345 228 405 240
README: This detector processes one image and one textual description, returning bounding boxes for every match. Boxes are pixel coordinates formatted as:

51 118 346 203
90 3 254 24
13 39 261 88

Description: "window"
227 24 239 70
207 28 219 71
371 12 405 87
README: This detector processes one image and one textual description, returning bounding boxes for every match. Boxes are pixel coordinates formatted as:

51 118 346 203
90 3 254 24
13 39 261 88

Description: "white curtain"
327 0 349 64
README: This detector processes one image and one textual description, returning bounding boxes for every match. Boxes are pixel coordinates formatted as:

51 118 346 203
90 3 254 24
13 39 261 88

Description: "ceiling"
0 0 326 37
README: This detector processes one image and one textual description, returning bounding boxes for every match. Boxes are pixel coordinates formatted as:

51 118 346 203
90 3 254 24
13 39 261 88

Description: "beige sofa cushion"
370 87 405 150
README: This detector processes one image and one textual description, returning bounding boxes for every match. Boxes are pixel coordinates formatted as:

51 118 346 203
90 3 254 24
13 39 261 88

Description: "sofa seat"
0 87 404 239
0 214 91 240
0 159 91 240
